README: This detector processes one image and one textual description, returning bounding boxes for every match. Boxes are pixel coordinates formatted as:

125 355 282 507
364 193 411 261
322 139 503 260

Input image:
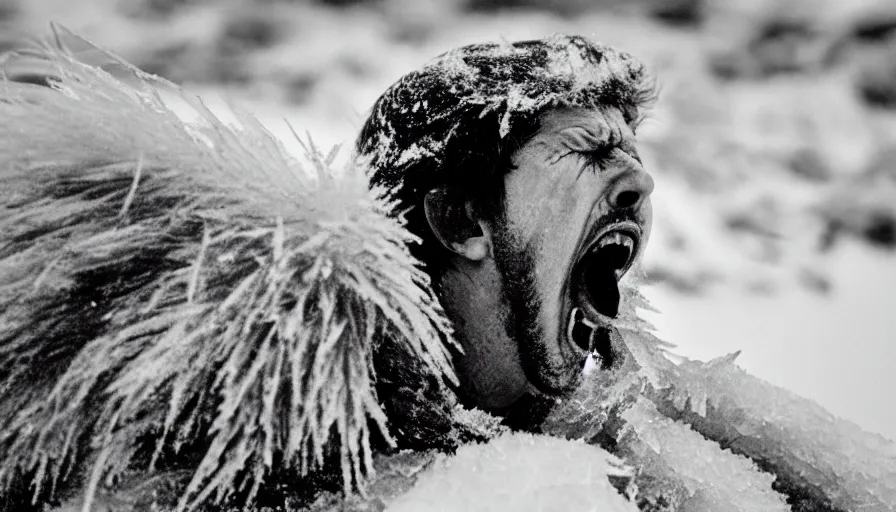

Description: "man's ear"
423 188 491 261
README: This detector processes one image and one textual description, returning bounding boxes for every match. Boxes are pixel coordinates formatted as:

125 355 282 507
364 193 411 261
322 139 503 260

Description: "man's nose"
607 163 654 210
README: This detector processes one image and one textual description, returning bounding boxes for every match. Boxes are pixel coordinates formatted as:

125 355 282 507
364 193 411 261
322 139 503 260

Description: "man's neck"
437 259 530 412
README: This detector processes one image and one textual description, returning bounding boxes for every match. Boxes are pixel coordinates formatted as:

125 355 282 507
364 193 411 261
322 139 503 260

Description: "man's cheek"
540 182 590 269
507 159 578 242
509 183 555 240
531 217 587 349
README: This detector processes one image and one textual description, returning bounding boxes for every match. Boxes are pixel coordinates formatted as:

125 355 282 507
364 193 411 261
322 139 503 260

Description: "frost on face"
359 34 653 184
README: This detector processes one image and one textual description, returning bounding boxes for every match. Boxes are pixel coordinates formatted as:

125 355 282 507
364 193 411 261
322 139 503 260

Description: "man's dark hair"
355 34 656 279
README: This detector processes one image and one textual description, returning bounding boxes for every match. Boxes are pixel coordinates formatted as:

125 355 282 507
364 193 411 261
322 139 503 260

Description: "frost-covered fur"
0 31 456 510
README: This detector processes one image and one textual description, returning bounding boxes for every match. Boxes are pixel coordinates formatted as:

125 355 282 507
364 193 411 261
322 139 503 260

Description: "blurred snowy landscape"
2 0 894 440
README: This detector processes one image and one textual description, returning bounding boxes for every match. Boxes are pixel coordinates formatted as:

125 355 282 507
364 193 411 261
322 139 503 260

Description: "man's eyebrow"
556 125 609 149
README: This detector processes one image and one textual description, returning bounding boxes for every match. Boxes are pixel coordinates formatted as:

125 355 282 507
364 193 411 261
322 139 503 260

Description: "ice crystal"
619 398 789 511
656 355 896 511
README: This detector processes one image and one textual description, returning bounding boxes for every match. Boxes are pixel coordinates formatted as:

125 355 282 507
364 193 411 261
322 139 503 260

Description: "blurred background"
2 0 894 440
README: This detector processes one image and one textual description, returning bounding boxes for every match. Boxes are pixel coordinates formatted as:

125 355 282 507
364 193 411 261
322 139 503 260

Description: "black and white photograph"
0 0 894 510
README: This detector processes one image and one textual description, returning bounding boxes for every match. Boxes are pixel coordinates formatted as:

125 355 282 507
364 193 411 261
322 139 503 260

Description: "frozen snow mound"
389 433 638 512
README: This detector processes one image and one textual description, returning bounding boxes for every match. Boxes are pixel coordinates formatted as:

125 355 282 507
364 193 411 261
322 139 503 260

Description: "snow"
388 433 639 512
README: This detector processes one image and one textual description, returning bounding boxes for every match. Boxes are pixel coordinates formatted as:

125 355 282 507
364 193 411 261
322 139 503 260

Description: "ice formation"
659 357 896 511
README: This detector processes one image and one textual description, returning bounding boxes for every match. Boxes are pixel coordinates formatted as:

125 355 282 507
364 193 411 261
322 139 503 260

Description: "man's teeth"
568 306 599 349
578 310 598 330
567 307 581 349
569 306 621 373
595 231 635 251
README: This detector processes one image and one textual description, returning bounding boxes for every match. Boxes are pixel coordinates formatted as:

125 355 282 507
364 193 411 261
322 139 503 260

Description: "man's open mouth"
564 221 640 372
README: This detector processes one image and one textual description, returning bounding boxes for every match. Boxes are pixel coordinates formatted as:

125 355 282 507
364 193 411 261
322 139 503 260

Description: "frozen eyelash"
580 146 615 174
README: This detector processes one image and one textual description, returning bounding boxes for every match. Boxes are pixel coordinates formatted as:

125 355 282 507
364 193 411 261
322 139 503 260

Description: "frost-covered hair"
356 34 656 277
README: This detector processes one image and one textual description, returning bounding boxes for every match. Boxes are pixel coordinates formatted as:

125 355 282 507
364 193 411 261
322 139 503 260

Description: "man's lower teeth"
579 311 598 329
569 307 618 372
567 308 578 347
569 307 599 351
568 307 589 351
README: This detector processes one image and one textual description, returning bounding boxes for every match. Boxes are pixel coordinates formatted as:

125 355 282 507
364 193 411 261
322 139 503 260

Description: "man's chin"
523 345 584 397
528 373 582 400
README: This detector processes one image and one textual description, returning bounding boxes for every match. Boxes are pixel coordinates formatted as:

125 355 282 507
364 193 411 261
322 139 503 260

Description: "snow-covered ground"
3 0 895 441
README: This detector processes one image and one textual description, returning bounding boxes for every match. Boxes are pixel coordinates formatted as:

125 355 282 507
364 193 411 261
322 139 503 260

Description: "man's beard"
490 214 552 393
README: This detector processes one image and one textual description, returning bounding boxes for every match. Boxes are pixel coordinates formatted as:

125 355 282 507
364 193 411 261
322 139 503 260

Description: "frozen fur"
0 30 454 510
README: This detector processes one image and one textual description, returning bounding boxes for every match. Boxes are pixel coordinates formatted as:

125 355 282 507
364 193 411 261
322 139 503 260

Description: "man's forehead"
535 107 635 143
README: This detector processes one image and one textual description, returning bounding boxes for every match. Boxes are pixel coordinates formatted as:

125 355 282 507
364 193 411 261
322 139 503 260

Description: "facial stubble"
490 214 571 396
